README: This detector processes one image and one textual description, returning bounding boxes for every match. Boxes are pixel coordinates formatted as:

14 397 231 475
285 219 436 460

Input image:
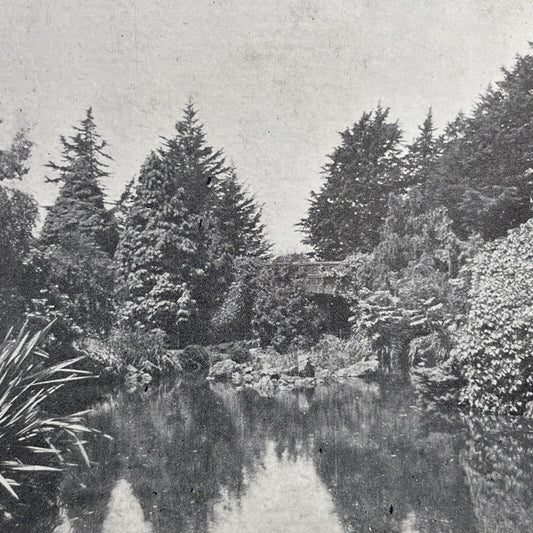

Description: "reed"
0 323 95 500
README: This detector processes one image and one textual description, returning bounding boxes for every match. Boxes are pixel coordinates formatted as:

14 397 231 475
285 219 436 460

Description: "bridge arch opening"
311 293 351 337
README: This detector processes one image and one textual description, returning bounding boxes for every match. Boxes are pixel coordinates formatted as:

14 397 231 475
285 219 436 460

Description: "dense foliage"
456 219 533 415
0 127 37 335
209 257 263 343
328 188 472 374
430 53 533 240
27 238 115 356
115 103 269 346
252 263 325 352
300 106 404 259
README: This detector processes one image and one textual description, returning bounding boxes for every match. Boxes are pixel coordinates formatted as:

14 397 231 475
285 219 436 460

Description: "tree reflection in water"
461 416 533 533
51 379 532 533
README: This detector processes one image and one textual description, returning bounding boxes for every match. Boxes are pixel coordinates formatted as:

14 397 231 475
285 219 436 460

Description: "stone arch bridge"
271 261 349 333
271 261 344 295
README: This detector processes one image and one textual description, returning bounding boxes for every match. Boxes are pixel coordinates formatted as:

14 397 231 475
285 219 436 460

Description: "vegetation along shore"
0 48 532 527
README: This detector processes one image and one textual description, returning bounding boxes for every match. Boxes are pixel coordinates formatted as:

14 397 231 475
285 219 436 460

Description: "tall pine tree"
41 108 117 255
34 109 117 348
160 103 228 340
116 103 270 345
431 51 533 240
300 106 404 259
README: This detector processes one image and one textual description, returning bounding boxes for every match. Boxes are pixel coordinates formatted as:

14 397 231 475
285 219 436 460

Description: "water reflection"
209 441 343 533
102 479 152 533
46 379 532 533
460 416 533 533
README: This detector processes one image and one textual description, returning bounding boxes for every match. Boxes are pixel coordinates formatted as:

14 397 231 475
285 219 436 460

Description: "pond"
25 379 533 532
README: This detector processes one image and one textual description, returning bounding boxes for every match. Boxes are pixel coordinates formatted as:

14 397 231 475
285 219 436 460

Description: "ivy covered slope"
457 219 533 415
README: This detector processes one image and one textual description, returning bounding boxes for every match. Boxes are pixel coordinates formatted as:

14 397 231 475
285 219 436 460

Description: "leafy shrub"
206 342 252 365
251 265 325 353
333 191 477 376
408 330 453 368
104 327 170 372
456 219 533 415
301 334 371 372
178 345 210 374
26 237 115 359
209 258 262 343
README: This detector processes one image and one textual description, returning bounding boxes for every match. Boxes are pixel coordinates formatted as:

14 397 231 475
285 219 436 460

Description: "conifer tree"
213 168 270 259
116 102 270 344
114 153 197 342
431 51 533 239
159 103 228 339
300 106 404 259
41 108 117 255
34 109 117 349
205 169 271 334
404 108 440 189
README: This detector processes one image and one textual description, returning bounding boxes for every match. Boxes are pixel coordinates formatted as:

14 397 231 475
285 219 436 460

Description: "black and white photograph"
0 1 531 531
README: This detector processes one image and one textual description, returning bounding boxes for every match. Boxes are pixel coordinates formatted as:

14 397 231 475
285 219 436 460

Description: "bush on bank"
456 219 533 415
251 264 326 353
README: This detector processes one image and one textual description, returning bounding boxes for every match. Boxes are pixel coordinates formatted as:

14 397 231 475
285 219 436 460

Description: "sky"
0 0 532 253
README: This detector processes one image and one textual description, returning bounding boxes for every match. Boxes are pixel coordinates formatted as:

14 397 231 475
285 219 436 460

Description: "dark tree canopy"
212 168 270 259
300 106 404 260
40 108 118 256
431 52 533 240
0 127 37 333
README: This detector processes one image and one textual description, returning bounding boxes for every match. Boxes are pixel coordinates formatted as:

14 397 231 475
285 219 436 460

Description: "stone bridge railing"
272 261 344 295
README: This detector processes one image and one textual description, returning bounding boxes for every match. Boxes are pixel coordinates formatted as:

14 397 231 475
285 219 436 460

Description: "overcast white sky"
1 0 532 252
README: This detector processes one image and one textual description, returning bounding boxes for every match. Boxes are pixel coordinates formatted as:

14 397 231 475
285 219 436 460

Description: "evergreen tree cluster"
114 104 270 345
17 103 270 352
301 50 533 260
299 49 533 396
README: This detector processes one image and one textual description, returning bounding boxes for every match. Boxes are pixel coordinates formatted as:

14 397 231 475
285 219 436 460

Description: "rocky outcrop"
206 352 379 395
208 359 239 380
207 358 323 394
298 357 315 378
335 356 378 379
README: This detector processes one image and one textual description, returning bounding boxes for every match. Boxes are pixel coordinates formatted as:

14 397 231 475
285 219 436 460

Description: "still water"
40 379 532 532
